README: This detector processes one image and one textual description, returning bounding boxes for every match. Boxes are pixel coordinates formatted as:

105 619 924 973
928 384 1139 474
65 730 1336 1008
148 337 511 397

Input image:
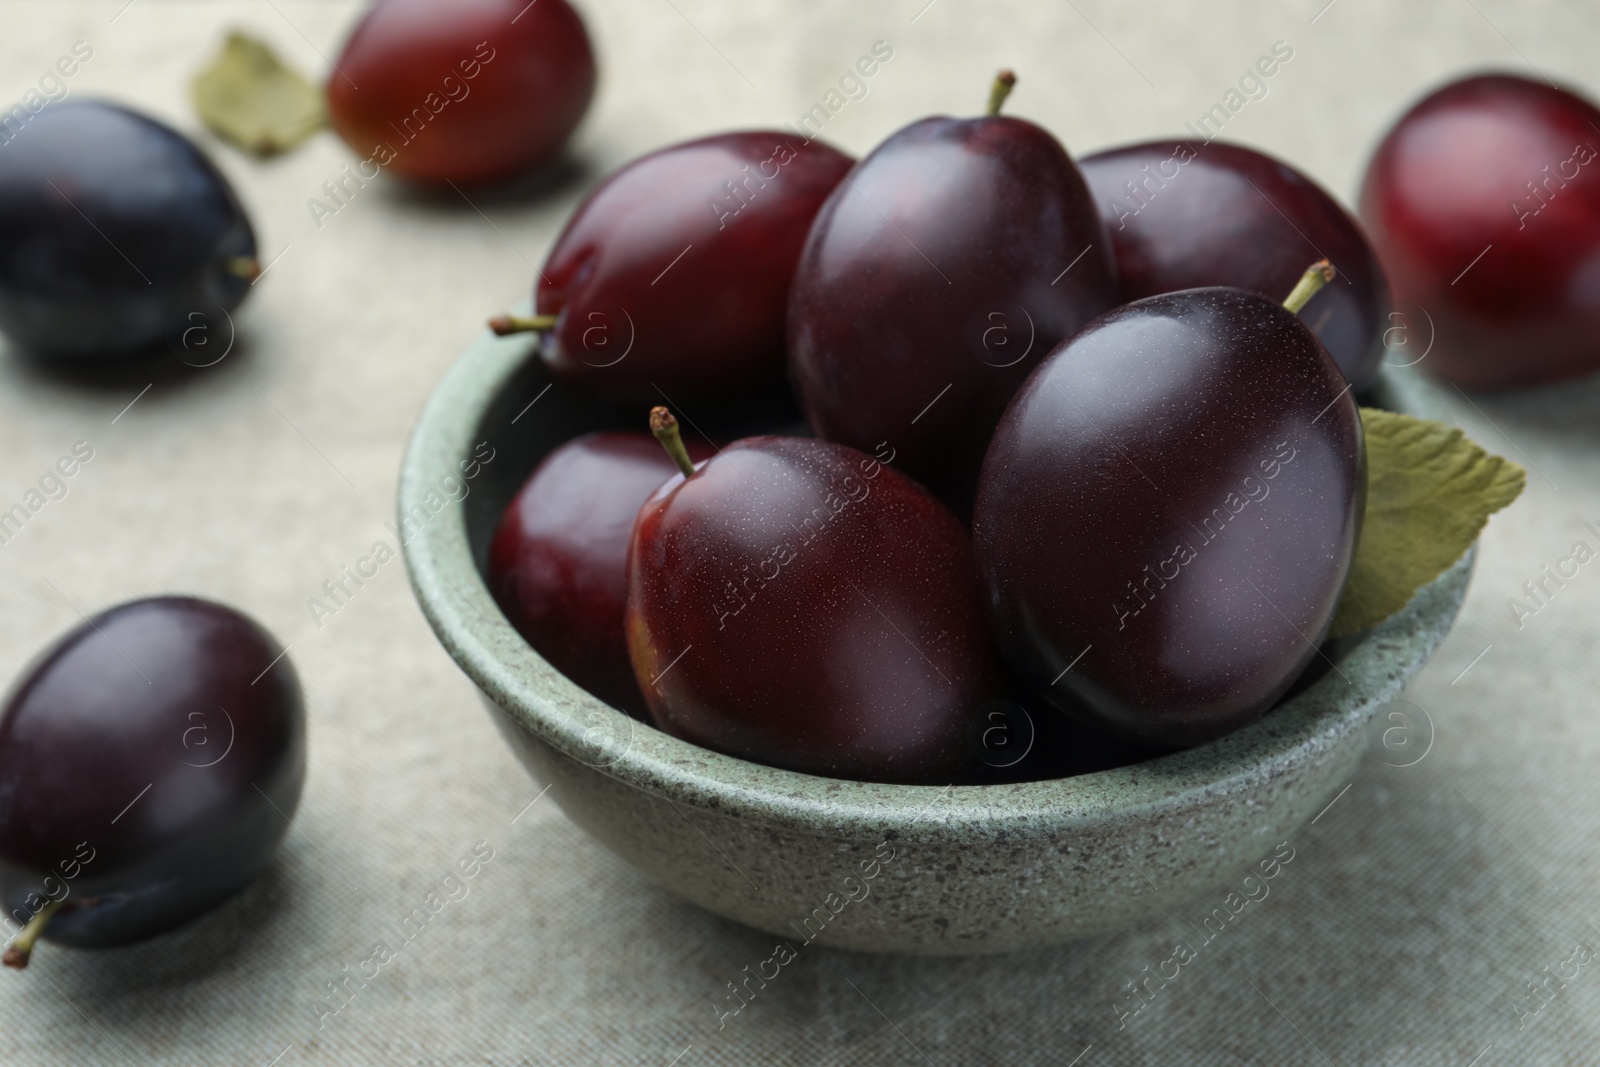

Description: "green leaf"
1328 408 1525 638
192 31 325 156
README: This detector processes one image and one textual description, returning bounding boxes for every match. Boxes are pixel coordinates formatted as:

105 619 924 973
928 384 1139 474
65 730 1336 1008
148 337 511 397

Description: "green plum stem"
1282 259 1336 314
223 256 261 282
488 314 558 337
986 70 1017 116
650 406 698 478
3 899 62 970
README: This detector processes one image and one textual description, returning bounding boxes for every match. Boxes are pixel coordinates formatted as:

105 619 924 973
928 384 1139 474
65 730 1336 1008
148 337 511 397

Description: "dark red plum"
788 74 1116 504
973 285 1364 748
1359 73 1600 389
487 431 713 718
626 411 1002 783
496 132 853 404
0 597 303 965
327 0 596 186
1080 140 1390 389
0 101 257 361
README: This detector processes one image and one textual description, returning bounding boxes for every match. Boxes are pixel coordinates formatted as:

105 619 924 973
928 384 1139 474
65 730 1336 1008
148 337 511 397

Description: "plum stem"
1282 259 1336 314
3 899 62 970
986 70 1017 116
224 256 261 282
488 314 558 337
650 406 697 478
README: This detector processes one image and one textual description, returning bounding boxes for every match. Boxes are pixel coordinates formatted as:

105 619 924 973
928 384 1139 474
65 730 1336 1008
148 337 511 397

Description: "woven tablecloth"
2 1 1598 1063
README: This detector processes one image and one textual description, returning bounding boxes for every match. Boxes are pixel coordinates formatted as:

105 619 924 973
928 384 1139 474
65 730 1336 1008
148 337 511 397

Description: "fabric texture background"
1 1 1597 1063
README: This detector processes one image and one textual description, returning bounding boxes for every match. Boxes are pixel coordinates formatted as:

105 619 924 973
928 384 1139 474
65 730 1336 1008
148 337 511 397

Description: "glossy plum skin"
626 436 1003 783
0 597 304 949
1359 74 1600 390
537 132 853 405
327 0 595 186
487 431 713 718
0 101 257 360
788 115 1116 504
974 289 1364 748
1081 140 1390 390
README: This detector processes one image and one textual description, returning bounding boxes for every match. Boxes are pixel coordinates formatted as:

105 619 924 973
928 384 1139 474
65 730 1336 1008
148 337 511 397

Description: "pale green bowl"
399 327 1470 955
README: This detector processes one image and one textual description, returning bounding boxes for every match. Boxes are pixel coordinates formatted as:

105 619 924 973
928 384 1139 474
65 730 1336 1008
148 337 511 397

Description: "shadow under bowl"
399 326 1472 956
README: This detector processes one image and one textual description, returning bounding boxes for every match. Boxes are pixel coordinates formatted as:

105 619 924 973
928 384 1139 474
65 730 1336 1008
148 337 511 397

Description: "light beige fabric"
2 1 1597 1062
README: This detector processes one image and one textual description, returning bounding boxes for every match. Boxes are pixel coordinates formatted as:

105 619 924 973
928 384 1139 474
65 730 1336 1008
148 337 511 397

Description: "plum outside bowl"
399 323 1471 956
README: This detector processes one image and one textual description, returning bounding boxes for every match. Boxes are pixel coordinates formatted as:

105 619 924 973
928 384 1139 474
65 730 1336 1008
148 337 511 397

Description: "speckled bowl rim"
400 327 1468 843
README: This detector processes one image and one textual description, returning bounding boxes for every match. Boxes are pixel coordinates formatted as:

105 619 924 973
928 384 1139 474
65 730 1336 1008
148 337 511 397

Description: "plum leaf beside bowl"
1330 408 1524 638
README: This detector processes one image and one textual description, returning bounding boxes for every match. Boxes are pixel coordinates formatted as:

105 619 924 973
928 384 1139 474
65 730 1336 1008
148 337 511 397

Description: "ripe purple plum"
974 268 1364 747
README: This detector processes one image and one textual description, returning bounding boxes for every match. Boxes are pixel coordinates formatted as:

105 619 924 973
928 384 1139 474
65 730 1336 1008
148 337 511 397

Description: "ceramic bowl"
400 326 1471 956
